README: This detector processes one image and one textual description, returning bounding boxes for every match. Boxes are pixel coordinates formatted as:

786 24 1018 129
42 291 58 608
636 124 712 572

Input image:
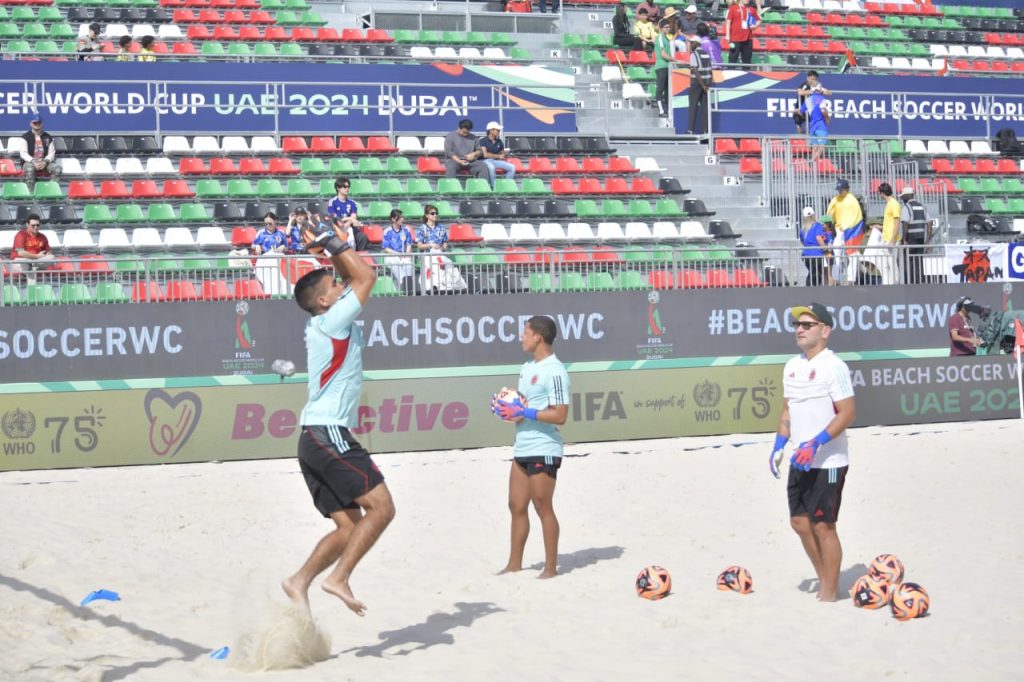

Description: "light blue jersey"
514 354 570 462
299 289 364 427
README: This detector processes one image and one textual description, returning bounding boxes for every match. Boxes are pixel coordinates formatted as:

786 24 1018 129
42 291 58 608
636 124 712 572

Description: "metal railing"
0 243 971 306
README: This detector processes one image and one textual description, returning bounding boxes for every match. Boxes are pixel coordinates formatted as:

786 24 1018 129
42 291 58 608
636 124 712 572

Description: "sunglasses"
339 184 350 189
794 321 822 330
264 220 276 225
28 222 41 227
426 212 437 216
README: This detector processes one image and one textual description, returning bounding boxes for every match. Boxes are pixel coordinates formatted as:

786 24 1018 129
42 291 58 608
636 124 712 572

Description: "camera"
958 297 990 317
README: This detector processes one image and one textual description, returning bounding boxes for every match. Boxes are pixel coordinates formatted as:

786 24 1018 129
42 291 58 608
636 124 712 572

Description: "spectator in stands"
416 205 449 253
800 82 831 163
443 119 488 180
416 205 466 292
876 182 901 285
636 0 661 24
20 116 62 193
116 35 134 61
537 0 559 13
821 216 837 286
76 23 101 61
725 0 760 65
286 207 311 253
138 35 157 62
900 186 930 284
10 213 54 285
662 7 679 33
654 19 678 118
478 122 517 189
826 178 863 286
327 177 370 251
635 8 658 51
381 208 416 293
697 22 723 68
678 5 702 39
794 70 831 135
252 212 290 256
612 3 641 50
948 297 982 357
799 207 829 287
686 34 713 136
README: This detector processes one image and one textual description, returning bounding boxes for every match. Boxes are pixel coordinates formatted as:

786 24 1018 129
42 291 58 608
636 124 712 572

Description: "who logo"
1008 244 1024 281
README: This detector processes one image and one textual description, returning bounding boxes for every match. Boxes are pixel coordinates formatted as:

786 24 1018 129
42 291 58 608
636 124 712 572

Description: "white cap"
900 185 914 195
486 121 502 131
685 4 697 12
802 206 815 217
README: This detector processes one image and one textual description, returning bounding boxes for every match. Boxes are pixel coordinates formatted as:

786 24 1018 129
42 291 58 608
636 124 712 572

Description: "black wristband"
323 236 350 256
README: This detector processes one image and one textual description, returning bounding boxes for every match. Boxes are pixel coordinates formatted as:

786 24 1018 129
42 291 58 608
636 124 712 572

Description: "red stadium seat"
648 270 676 289
630 177 660 194
79 255 111 274
131 180 162 198
605 49 627 64
555 157 582 173
739 157 762 174
209 157 239 175
185 25 211 40
238 26 261 41
551 178 578 194
234 279 268 299
930 158 953 173
199 9 224 23
561 247 590 264
249 10 273 23
231 226 256 246
0 158 19 176
502 247 531 264
68 180 99 200
172 41 198 55
732 268 763 287
591 246 621 265
607 156 637 173
341 28 365 42
679 269 705 289
309 136 337 153
366 29 393 43
448 223 482 242
173 9 198 21
338 136 368 153
706 269 730 288
578 178 604 194
715 138 739 155
317 28 342 42
581 157 609 173
528 157 556 174
367 136 398 153
361 224 383 244
417 156 445 174
281 136 310 153
178 157 208 175
291 27 314 41
627 50 654 65
224 10 248 23
163 179 196 198
975 159 999 174
604 177 630 194
132 281 164 303
738 138 761 154
238 158 268 175
264 26 288 41
268 157 300 175
99 180 131 199
953 158 977 174
202 280 233 301
165 280 200 302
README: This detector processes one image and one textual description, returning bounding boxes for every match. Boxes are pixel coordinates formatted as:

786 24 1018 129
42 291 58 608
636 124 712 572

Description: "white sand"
2 420 1022 682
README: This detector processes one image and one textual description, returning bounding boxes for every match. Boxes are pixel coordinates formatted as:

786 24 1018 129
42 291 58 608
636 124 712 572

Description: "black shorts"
298 425 385 518
787 465 847 523
515 456 561 479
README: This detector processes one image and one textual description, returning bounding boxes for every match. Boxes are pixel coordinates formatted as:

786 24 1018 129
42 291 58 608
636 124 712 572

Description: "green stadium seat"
300 158 328 175
34 181 64 200
466 31 488 45
25 284 57 305
958 178 981 193
196 179 225 198
1003 179 1024 195
257 179 287 198
575 199 601 220
94 281 130 304
348 178 375 197
280 43 305 57
398 200 423 217
300 11 327 26
116 204 146 223
655 199 684 217
529 273 554 292
378 178 404 196
558 272 587 292
147 203 177 222
582 50 605 66
393 29 418 43
22 22 47 40
254 42 278 57
419 30 441 43
563 33 584 49
228 43 251 57
587 272 616 291
602 199 628 218
616 271 646 289
494 179 520 195
227 179 256 198
358 157 385 174
287 178 317 197
50 23 75 39
406 178 432 195
435 201 458 220
491 32 516 46
628 199 655 219
386 157 414 175
3 181 31 200
58 283 92 304
317 178 336 197
182 257 213 271
979 178 1003 195
465 178 492 196
329 158 356 174
440 31 462 45
372 277 400 296
3 40 30 54
366 201 391 221
586 33 612 48
2 284 23 305
1008 199 1024 214
179 203 210 222
986 198 1010 214
437 178 464 195
201 41 226 56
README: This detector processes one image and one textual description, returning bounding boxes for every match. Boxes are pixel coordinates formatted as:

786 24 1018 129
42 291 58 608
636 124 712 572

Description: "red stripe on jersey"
320 337 350 389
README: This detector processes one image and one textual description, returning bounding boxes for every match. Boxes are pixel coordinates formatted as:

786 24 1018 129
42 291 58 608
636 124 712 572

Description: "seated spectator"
20 117 62 192
612 3 641 49
416 205 449 253
538 0 558 12
636 0 661 23
678 5 702 38
116 35 134 61
444 119 488 179
138 35 156 62
479 122 516 189
634 8 658 51
326 176 370 251
76 23 101 61
252 212 289 255
10 213 55 285
381 209 417 293
286 207 312 252
416 205 467 292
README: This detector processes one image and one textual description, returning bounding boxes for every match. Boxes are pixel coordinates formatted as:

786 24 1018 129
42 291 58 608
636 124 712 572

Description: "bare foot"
281 576 310 611
817 591 838 603
537 568 558 580
496 564 523 575
322 578 366 616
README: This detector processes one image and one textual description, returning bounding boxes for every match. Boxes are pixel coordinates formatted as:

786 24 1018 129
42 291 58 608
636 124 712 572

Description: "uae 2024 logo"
637 291 675 360
222 301 266 375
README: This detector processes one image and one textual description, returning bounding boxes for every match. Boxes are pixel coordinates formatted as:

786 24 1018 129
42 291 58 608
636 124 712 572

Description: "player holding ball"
493 315 571 579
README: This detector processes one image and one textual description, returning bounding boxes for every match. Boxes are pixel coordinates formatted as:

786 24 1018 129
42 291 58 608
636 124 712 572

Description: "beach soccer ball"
850 574 892 610
716 566 753 595
890 582 930 621
868 554 905 585
636 565 672 600
492 387 527 419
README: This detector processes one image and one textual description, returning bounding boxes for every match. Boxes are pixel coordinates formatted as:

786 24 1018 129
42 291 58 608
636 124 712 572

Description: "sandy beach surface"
2 419 1022 682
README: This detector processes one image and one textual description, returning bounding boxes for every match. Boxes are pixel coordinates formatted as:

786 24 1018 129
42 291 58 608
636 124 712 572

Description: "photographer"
949 297 983 357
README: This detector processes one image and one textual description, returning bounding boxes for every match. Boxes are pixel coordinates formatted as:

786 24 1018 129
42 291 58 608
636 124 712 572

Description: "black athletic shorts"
298 425 385 517
787 465 847 523
515 456 562 479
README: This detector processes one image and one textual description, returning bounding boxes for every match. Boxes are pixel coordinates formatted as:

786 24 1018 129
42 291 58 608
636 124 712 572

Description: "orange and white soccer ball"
850 574 892 610
868 554 905 585
890 582 930 621
636 565 672 600
716 566 753 594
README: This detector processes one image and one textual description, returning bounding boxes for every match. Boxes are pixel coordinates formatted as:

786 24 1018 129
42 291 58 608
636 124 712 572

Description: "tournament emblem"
531 375 539 385
1 408 36 439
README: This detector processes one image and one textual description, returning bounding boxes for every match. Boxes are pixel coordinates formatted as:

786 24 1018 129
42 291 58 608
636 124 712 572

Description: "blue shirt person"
252 212 289 255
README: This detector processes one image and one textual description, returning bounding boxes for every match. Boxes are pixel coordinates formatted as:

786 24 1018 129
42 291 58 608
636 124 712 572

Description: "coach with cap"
19 116 62 193
443 118 488 180
478 121 517 189
900 185 930 284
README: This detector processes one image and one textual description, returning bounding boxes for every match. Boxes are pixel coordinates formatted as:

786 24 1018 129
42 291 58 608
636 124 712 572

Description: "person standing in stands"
948 297 982 357
19 116 62 193
698 22 723 68
327 177 370 251
799 207 829 287
826 179 863 286
443 119 488 180
900 186 930 285
726 0 760 65
654 19 678 119
686 34 713 137
876 183 901 285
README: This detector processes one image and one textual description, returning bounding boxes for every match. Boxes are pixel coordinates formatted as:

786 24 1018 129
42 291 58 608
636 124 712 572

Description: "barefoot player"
495 315 570 579
282 215 395 617
770 303 855 602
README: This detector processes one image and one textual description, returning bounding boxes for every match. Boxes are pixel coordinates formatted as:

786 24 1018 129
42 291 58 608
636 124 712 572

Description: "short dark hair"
807 69 819 78
88 22 101 34
527 315 556 345
696 22 709 37
263 211 277 221
390 208 403 221
119 35 132 47
294 268 332 315
26 212 41 224
335 177 350 191
878 182 893 197
293 207 308 216
458 119 473 130
638 7 648 14
139 35 154 48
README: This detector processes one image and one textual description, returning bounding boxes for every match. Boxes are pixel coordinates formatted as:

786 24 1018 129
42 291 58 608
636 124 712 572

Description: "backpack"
994 128 1020 155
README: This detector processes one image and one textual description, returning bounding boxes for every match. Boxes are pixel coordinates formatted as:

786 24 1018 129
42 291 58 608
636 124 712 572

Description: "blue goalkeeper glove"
770 433 788 479
790 429 832 472
495 398 538 422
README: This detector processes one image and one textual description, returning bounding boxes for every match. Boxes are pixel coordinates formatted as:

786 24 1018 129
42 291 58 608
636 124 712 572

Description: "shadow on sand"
340 601 504 658
797 563 869 601
525 545 626 576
